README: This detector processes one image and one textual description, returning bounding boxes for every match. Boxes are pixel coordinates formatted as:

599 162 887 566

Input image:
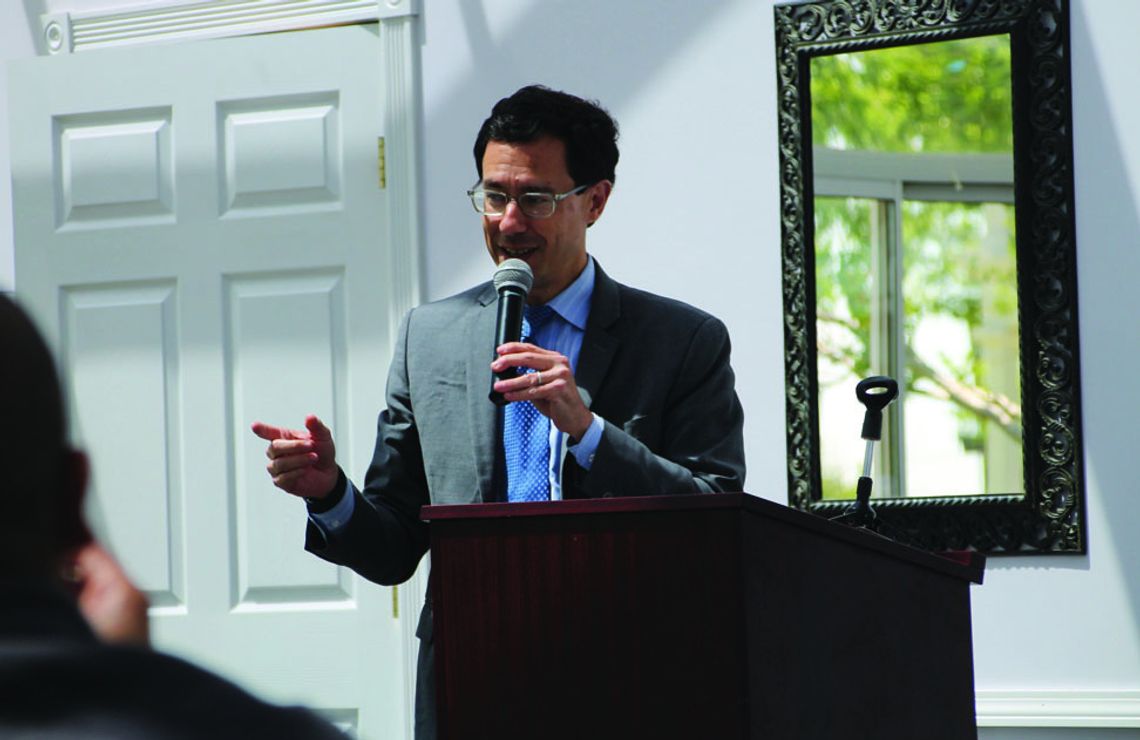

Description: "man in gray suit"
253 85 745 738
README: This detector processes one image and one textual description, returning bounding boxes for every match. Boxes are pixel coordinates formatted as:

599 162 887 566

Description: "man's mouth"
499 242 540 259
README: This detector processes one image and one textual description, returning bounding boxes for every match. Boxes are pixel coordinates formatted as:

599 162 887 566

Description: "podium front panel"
430 506 747 739
424 493 981 740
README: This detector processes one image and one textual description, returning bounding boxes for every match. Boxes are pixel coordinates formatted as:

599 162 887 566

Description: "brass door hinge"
378 136 387 189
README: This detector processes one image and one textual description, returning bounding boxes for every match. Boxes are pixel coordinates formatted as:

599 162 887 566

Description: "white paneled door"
9 23 417 738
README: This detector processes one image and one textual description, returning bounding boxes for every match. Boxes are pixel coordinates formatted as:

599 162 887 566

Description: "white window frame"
813 146 1015 498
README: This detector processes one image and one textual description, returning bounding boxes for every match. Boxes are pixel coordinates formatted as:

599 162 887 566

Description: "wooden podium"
421 493 984 739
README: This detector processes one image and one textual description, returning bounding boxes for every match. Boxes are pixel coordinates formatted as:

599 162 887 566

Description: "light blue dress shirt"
526 256 603 500
311 257 603 532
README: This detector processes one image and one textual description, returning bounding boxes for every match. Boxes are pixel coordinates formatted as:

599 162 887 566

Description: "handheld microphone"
488 259 534 406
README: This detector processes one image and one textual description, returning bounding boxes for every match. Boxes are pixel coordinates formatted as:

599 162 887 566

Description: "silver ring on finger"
535 371 544 386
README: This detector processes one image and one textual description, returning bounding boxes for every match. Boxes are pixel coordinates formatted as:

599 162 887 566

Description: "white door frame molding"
41 0 419 55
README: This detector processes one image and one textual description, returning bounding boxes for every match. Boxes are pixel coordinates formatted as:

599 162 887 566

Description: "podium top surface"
421 492 984 584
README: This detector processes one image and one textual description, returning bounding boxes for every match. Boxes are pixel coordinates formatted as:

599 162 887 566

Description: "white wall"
3 0 1137 734
975 0 1140 729
414 0 785 491
0 0 40 290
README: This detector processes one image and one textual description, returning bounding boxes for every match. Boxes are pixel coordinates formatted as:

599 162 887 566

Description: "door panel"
9 23 410 738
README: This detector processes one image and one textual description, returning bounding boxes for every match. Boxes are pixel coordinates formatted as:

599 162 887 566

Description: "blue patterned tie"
504 305 556 502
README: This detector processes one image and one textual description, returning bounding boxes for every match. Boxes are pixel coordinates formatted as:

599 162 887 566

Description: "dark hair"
0 294 70 567
474 85 619 186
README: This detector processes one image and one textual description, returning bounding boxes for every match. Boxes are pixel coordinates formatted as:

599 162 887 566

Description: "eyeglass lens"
477 191 556 218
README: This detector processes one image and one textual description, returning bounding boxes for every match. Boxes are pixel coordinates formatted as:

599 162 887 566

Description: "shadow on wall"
419 0 735 299
21 0 46 52
1069 0 1140 657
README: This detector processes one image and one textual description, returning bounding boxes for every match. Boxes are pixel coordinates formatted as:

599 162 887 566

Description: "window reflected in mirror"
810 36 1021 500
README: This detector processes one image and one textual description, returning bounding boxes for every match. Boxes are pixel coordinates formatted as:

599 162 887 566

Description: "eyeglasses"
467 184 590 219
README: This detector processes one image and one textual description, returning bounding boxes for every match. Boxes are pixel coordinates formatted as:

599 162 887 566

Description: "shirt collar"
545 255 594 331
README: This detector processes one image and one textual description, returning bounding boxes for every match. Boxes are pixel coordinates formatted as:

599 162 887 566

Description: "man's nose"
498 201 529 233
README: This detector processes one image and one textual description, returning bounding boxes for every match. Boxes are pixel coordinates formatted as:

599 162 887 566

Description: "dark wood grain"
424 492 982 739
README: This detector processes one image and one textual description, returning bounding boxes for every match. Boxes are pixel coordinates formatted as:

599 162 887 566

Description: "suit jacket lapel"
466 261 620 501
575 260 621 410
467 284 500 501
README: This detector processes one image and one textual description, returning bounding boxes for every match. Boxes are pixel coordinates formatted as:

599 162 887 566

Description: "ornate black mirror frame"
774 0 1084 553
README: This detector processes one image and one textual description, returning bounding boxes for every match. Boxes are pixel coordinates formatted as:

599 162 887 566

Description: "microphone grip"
488 287 526 406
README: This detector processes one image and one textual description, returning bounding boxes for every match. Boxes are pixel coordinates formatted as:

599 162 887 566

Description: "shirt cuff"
308 476 355 535
568 413 604 470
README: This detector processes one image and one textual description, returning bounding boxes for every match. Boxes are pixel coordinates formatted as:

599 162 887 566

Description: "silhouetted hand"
69 542 150 647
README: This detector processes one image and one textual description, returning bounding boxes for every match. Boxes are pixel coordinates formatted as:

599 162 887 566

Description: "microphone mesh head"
492 258 534 295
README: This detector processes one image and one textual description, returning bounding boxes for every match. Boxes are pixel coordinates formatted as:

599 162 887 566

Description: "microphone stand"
831 376 907 543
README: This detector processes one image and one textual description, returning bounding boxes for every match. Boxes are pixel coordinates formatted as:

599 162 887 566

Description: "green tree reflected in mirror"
811 36 1013 154
810 37 1020 500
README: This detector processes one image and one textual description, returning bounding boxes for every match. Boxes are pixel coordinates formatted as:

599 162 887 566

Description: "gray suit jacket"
306 260 745 738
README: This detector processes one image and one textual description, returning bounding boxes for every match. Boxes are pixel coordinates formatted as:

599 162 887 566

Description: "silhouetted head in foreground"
0 294 90 579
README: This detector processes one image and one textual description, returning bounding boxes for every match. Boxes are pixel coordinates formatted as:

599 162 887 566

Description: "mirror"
812 36 1019 503
774 0 1084 553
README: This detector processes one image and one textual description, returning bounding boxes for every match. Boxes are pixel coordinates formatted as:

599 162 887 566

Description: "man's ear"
58 449 92 550
585 180 614 228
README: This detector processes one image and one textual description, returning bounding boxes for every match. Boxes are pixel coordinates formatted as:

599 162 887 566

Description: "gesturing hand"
250 414 339 500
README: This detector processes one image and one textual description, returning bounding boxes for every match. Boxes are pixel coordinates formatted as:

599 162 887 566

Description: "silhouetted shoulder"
0 639 344 739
